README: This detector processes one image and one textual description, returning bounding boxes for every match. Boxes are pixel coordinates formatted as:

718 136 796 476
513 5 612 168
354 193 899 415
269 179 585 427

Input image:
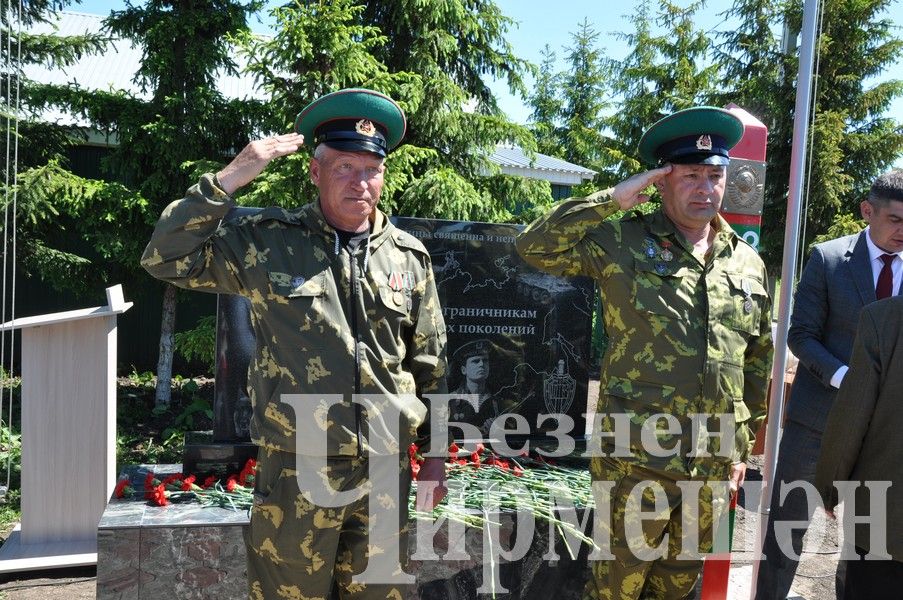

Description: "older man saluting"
142 88 448 600
517 106 774 600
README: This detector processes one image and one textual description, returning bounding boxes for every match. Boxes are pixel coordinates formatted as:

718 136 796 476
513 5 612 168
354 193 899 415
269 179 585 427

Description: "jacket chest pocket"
632 258 688 321
267 272 326 314
377 285 411 318
722 272 768 335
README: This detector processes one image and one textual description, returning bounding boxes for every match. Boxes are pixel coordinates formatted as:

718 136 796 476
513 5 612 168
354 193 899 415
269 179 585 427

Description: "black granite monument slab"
184 215 594 472
393 217 593 440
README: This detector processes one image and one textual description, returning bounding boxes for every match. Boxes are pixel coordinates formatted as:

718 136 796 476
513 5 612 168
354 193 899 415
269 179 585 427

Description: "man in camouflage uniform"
141 88 449 599
516 106 773 599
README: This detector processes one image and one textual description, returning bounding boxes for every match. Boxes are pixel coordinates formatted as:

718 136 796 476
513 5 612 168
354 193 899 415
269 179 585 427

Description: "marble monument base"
96 465 590 600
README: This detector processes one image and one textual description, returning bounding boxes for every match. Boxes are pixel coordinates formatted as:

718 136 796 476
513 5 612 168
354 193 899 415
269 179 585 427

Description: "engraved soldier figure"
141 88 448 600
451 339 492 399
517 106 774 600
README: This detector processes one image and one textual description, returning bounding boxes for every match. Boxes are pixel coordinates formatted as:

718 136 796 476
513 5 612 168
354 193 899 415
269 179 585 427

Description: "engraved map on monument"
392 218 594 439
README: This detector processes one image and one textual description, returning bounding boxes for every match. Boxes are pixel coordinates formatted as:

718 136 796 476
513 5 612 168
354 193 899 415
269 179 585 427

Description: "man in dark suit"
755 169 903 599
815 295 903 599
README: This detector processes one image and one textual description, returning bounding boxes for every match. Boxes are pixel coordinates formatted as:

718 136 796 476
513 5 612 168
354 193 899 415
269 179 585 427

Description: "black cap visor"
320 138 387 158
666 152 730 166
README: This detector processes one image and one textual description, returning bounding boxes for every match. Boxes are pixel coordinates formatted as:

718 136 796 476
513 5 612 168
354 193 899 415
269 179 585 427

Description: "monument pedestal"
97 465 590 600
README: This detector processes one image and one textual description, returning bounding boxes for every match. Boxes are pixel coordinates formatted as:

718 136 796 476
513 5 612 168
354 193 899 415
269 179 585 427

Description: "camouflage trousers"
244 449 413 600
583 457 731 600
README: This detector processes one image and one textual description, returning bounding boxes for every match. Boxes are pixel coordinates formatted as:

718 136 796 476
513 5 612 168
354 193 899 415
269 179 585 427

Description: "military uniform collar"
303 199 391 242
647 209 738 256
649 209 736 238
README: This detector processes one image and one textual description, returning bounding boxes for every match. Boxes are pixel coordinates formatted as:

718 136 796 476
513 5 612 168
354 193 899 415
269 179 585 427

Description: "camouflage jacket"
141 174 448 457
516 190 773 476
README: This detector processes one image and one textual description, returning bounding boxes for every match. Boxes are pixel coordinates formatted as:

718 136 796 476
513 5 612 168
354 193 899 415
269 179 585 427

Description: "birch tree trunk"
155 283 177 407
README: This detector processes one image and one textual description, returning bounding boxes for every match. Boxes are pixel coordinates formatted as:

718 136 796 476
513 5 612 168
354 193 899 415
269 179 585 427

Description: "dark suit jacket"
815 296 903 560
786 231 898 433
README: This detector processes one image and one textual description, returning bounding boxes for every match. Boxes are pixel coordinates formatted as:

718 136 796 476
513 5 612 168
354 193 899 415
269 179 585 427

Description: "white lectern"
0 284 131 573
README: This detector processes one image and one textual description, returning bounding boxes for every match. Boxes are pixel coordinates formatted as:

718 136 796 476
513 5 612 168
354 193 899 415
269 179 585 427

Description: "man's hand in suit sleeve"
829 365 848 388
788 245 845 386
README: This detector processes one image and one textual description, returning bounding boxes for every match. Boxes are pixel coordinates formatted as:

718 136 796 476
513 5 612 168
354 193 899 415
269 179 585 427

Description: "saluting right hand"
611 163 673 211
215 132 304 195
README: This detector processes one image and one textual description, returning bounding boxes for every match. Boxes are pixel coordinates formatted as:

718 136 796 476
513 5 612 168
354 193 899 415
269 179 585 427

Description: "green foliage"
475 173 555 223
102 0 262 206
361 0 531 115
116 375 214 468
235 0 543 221
0 424 21 491
173 315 217 373
126 367 157 389
8 160 154 296
718 0 903 269
161 396 213 440
560 19 611 173
525 1 720 190
1 1 111 179
528 45 565 158
603 0 718 186
810 212 865 248
117 431 185 467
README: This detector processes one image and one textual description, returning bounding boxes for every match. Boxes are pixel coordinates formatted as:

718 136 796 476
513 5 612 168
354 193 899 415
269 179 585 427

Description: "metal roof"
22 11 264 116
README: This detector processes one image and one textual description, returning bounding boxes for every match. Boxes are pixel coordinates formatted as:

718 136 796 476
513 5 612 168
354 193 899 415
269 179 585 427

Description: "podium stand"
0 285 131 573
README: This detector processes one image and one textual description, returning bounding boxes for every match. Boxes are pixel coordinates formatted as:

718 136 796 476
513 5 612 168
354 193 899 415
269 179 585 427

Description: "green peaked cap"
294 88 406 157
637 106 744 166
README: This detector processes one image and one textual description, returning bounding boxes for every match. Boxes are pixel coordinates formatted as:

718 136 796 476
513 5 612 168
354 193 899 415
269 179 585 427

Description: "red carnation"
203 476 216 489
150 483 169 506
162 473 182 486
144 472 161 499
226 476 238 492
114 477 133 499
181 474 197 491
239 462 256 487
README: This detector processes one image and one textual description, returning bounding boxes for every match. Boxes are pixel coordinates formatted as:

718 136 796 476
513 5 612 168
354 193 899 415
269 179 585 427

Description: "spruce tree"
527 45 565 158
603 0 718 186
718 0 903 267
238 0 551 223
18 1 260 405
559 18 610 194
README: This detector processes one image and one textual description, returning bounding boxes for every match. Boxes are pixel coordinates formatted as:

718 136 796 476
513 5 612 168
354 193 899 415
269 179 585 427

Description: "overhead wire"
797 0 826 281
0 0 23 501
5 0 22 499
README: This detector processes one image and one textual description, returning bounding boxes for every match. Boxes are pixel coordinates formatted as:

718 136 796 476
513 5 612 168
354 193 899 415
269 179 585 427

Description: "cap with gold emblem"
637 106 744 167
294 88 406 158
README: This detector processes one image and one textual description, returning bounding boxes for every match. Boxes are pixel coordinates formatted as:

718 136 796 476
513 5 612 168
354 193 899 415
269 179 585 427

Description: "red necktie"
876 253 895 300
